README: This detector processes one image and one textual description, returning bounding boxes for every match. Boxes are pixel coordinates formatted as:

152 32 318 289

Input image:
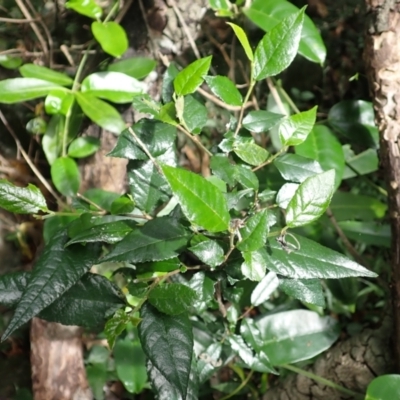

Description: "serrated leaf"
253 8 305 80
108 56 156 79
256 310 339 365
0 272 29 307
65 0 102 19
68 136 100 158
197 343 222 384
286 169 335 228
266 233 377 279
278 277 325 307
251 271 279 306
241 248 268 281
139 303 194 399
204 75 243 106
237 210 269 252
20 64 73 86
274 153 323 183
181 95 208 134
132 94 161 116
44 89 74 115
242 110 284 133
279 106 317 146
189 238 225 268
162 165 230 232
233 142 269 166
102 216 189 263
51 156 81 197
276 182 299 209
2 230 100 340
91 21 128 58
226 23 253 61
0 180 48 214
187 272 216 311
148 283 197 315
174 56 212 96
228 334 255 366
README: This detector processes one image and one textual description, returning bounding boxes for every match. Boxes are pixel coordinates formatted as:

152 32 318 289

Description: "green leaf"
111 195 135 214
204 75 243 106
226 23 254 61
279 106 317 146
338 221 391 248
39 273 125 327
278 277 325 307
286 169 335 228
81 189 120 212
0 272 29 307
75 92 126 134
265 233 377 279
42 115 64 165
0 55 22 69
235 165 259 190
187 271 216 310
1 230 100 341
132 94 161 116
366 375 400 400
295 125 345 190
189 238 225 268
343 147 379 179
51 156 81 197
274 153 323 183
181 95 208 134
114 339 148 394
44 89 74 115
19 64 73 86
0 180 48 214
241 248 268 281
174 56 212 96
148 283 197 315
233 142 269 166
210 155 237 186
107 57 157 79
162 63 180 103
0 78 65 104
81 71 146 103
276 182 299 209
197 343 222 383
242 110 284 133
253 7 305 80
162 165 230 232
138 303 194 399
251 271 279 306
91 21 128 58
256 310 339 365
65 0 102 19
244 0 326 64
68 136 100 158
102 216 189 263
104 309 130 349
237 210 269 252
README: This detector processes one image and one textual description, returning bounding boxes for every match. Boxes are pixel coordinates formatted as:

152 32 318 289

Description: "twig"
177 125 212 157
115 0 135 24
266 78 288 116
197 87 253 112
137 0 158 58
0 17 40 23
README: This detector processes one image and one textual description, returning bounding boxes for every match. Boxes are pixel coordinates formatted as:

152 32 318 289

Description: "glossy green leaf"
286 169 335 228
265 233 377 279
187 272 216 311
0 55 22 69
158 102 178 126
278 277 325 307
114 339 148 394
162 63 180 103
233 141 269 166
91 21 128 58
0 272 29 307
274 153 323 183
279 106 317 146
256 310 339 365
338 221 391 248
139 303 194 399
189 238 225 268
174 56 212 96
241 248 268 281
251 271 279 306
104 309 130 349
244 0 326 64
365 375 400 400
204 75 242 106
295 125 345 190
237 210 269 252
44 89 74 115
276 182 299 209
68 136 100 158
39 273 125 327
111 195 135 214
51 156 81 196
197 343 222 383
0 180 48 214
148 283 197 315
65 0 102 19
20 64 73 86
343 148 379 179
253 7 305 80
108 57 156 79
162 165 230 232
42 115 64 165
181 95 208 134
132 94 161 116
75 92 125 134
26 117 47 135
0 78 65 104
81 72 146 103
102 216 189 263
1 230 100 341
226 23 253 61
236 165 259 190
242 110 284 133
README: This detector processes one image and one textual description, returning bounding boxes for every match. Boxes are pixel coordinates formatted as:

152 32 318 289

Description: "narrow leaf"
279 277 325 307
233 142 269 166
20 64 73 86
226 23 254 61
65 0 102 19
237 209 269 252
91 21 128 58
251 271 279 306
204 75 243 106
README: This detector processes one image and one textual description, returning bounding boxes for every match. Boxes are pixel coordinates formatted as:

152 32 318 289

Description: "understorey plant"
0 3 388 399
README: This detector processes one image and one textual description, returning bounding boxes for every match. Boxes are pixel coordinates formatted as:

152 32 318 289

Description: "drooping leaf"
204 75 243 106
108 57 157 79
274 153 323 183
174 56 212 96
162 165 230 232
235 165 259 190
256 309 339 365
138 303 194 399
251 271 279 306
91 21 128 58
65 0 102 19
233 142 269 166
68 136 100 158
132 94 161 116
265 234 377 279
2 230 100 340
286 169 335 228
253 7 305 80
278 277 325 307
44 89 74 115
51 156 81 197
242 110 284 133
0 180 48 214
241 248 268 281
226 23 254 61
237 210 269 252
20 64 73 86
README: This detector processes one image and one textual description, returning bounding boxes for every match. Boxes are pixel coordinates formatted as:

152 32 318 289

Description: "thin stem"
104 0 120 23
77 193 106 212
220 369 254 400
234 79 255 137
252 146 287 172
177 125 213 157
275 81 301 114
280 364 365 399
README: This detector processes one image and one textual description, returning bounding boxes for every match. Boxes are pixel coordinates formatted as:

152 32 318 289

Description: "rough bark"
364 0 400 372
